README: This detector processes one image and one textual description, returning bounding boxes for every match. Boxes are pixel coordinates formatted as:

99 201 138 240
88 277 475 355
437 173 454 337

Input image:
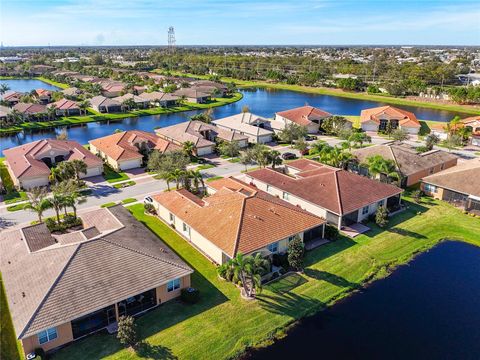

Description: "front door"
107 307 116 324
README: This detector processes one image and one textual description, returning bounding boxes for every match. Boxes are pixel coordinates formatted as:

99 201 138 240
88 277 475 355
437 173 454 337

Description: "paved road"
1 134 477 229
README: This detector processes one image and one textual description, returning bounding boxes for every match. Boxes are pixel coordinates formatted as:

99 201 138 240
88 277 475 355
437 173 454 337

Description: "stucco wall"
356 198 386 222
156 275 191 304
20 176 50 189
22 322 74 355
196 145 215 156
406 158 458 186
361 121 378 132
118 158 142 171
421 182 445 200
400 125 420 135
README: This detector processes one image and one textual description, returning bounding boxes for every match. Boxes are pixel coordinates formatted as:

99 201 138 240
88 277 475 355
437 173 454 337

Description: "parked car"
144 196 153 204
281 152 297 160
305 135 318 141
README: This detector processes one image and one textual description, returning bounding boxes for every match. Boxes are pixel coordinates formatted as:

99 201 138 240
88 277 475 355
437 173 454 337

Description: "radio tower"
168 26 176 53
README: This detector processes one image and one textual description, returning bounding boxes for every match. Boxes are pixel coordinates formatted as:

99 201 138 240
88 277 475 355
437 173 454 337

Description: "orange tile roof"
247 159 403 215
153 177 325 256
89 130 180 162
360 106 420 128
276 106 332 126
48 98 79 110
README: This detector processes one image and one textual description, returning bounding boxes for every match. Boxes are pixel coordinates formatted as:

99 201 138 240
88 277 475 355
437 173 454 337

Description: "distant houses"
89 130 180 171
3 139 103 189
173 88 211 103
359 105 421 134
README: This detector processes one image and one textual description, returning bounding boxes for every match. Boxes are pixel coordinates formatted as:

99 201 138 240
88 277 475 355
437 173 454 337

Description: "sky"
0 0 479 46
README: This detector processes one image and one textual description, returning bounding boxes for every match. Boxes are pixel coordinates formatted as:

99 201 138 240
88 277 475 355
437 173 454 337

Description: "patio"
341 223 371 238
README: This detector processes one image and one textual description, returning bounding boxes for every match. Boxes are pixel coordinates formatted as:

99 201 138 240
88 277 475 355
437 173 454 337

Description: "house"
12 103 48 121
3 139 103 189
61 87 83 99
173 88 211 103
2 90 23 106
89 130 180 170
360 106 421 134
0 205 193 356
47 98 81 116
351 142 458 187
275 106 332 134
461 116 480 146
245 159 403 229
29 64 55 75
156 120 249 156
100 81 125 98
213 112 274 144
112 93 150 109
90 96 122 113
0 104 11 120
138 91 179 107
33 89 52 104
152 177 326 265
428 122 450 140
421 158 480 214
191 80 228 96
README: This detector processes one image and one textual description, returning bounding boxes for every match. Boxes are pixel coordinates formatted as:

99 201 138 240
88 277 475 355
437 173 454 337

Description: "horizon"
1 0 479 47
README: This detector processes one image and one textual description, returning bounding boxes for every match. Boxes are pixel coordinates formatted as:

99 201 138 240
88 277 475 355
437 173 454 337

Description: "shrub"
34 347 47 359
63 214 81 227
272 253 289 269
144 203 156 214
375 206 389 228
217 264 227 279
117 315 139 349
181 287 200 304
45 217 67 232
324 224 339 240
287 236 305 271
412 190 423 203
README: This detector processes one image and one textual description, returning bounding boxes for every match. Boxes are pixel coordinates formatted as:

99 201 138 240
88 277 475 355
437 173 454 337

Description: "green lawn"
197 164 216 170
113 180 136 189
100 202 117 208
0 275 23 360
206 176 224 182
48 196 480 360
121 198 138 205
103 166 130 184
7 203 30 212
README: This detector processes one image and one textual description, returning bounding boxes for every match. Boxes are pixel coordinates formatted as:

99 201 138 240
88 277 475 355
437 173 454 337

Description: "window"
267 242 279 253
424 184 437 193
38 327 58 344
288 235 296 242
266 184 271 193
169 213 175 224
282 192 289 200
167 278 181 292
362 206 369 215
182 222 190 237
377 200 384 207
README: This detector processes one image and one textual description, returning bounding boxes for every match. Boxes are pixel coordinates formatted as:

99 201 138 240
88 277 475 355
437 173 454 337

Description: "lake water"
0 80 471 156
1 78 60 92
246 241 480 360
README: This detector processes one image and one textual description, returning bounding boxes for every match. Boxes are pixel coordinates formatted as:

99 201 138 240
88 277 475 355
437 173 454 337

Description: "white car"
144 196 153 204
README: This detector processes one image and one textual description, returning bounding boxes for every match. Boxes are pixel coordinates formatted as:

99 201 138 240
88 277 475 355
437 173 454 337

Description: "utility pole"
168 26 176 54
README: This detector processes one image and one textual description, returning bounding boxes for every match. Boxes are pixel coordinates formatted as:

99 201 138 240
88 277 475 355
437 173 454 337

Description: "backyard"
24 195 478 360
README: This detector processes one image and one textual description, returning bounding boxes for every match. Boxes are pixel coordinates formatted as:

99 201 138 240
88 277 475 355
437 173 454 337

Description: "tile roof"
113 93 150 104
2 90 23 101
138 91 179 102
153 177 325 257
47 98 79 110
157 120 247 148
276 106 332 126
4 139 103 180
0 205 193 339
213 112 274 137
13 103 47 114
174 88 211 99
89 95 121 108
360 106 420 128
0 105 11 117
422 158 480 197
34 89 51 97
21 223 58 252
352 142 458 177
89 130 180 161
247 159 403 215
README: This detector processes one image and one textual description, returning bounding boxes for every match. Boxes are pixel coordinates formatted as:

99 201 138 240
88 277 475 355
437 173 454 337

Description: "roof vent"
22 292 26 298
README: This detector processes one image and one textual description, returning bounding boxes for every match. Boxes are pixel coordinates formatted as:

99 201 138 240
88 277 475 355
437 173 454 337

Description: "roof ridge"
334 169 343 214
256 190 323 218
231 196 247 257
18 244 80 339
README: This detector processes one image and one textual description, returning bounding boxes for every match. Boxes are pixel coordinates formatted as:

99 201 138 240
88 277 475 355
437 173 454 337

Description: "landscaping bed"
103 165 130 183
113 180 136 189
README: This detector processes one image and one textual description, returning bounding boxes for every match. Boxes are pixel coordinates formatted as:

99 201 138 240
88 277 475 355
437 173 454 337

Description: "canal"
246 241 480 360
0 80 470 155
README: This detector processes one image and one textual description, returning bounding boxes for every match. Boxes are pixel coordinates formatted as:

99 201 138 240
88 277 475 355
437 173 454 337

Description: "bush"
412 190 423 203
375 206 389 228
34 347 47 359
287 236 305 271
181 287 200 304
45 217 67 232
144 203 156 214
63 214 81 227
217 264 227 279
324 224 339 240
272 253 289 269
117 315 139 349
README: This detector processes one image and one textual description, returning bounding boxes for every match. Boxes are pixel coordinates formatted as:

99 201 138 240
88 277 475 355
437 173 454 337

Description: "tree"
348 132 372 148
364 155 400 184
319 145 353 169
147 150 190 176
384 121 394 137
49 167 63 185
117 316 139 349
309 140 328 155
412 189 422 204
79 100 90 116
425 133 440 150
182 141 196 159
239 148 255 172
321 116 349 136
56 128 68 140
287 235 305 271
47 105 57 120
0 83 10 95
278 123 307 144
55 161 76 182
189 169 205 194
121 98 136 111
293 137 308 153
217 140 240 158
70 159 88 182
443 134 462 152
268 150 283 169
24 187 51 223
49 189 66 224
251 144 272 168
391 128 409 142
170 169 185 189
232 253 269 298
375 206 389 228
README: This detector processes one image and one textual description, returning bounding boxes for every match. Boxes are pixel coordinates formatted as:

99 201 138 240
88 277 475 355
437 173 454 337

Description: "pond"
0 85 471 156
1 78 60 92
245 241 480 359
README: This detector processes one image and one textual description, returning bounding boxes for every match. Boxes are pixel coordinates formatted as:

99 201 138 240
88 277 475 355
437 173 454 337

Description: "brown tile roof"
153 177 325 257
247 159 403 215
360 106 420 128
276 106 332 126
13 103 47 114
90 130 180 162
4 139 103 180
34 89 51 97
47 98 79 110
0 205 192 339
422 158 480 197
174 88 211 99
2 90 23 101
89 95 121 108
21 223 57 252
352 143 458 177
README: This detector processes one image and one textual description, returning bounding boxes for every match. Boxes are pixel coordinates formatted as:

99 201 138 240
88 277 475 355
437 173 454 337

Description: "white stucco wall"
118 158 143 170
20 176 50 189
400 125 420 135
356 198 386 222
83 166 103 178
196 145 215 156
361 121 378 132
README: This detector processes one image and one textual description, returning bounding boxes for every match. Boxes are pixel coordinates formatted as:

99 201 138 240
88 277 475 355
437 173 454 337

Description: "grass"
0 92 243 134
206 176 224 182
103 165 130 184
6 203 30 212
156 70 480 116
100 202 117 208
3 191 28 205
48 196 480 360
0 275 23 360
228 157 241 163
0 158 23 204
35 76 69 89
113 180 136 189
197 164 216 170
121 198 137 205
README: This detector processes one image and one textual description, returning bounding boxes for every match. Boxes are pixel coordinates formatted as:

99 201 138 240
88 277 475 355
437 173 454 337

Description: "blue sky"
1 0 479 46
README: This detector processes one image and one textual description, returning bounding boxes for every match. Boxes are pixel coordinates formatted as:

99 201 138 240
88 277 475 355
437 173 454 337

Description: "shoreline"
153 70 480 116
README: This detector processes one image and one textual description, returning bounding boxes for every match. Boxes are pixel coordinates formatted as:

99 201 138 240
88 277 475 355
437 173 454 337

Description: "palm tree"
49 167 63 185
79 100 90 116
182 141 196 159
364 155 400 184
0 83 10 95
248 253 269 295
49 191 65 224
170 169 184 190
190 169 205 194
232 253 269 298
232 253 251 297
269 150 282 169
47 105 57 120
160 171 176 191
70 159 88 182
23 187 51 223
